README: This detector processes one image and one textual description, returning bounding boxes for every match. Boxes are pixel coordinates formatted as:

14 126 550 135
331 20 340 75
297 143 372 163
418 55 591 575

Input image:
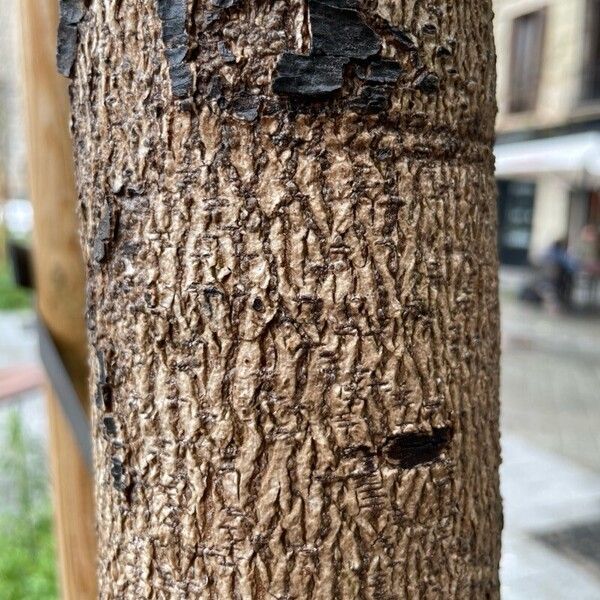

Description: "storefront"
495 132 600 265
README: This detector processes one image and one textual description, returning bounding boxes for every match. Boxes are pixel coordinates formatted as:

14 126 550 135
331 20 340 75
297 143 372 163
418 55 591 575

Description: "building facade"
494 0 600 265
0 0 27 201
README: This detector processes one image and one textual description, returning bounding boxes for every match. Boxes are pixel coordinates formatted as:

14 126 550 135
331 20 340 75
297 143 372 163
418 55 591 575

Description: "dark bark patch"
95 350 113 411
97 349 107 384
203 286 223 298
218 41 236 64
231 93 261 122
309 0 380 59
356 59 403 84
273 53 348 98
110 457 126 491
414 71 440 94
421 23 438 36
202 0 242 27
206 75 226 106
204 11 221 26
56 0 87 77
156 0 193 98
92 202 114 264
96 382 113 411
273 1 403 112
103 416 117 437
169 62 193 98
348 84 390 113
211 0 241 7
383 427 451 468
388 27 418 52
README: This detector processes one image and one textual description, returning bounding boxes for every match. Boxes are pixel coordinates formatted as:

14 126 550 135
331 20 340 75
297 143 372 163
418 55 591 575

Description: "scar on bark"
272 1 445 109
383 427 452 468
272 0 403 110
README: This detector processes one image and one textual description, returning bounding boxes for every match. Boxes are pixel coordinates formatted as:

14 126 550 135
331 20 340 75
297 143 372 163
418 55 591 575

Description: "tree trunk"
68 1 501 597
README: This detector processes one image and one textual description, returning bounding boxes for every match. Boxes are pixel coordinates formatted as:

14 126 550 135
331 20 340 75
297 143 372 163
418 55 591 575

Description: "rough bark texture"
69 1 501 598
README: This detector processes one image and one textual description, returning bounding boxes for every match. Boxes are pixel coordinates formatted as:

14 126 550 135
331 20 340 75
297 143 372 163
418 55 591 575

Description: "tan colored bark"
70 1 501 598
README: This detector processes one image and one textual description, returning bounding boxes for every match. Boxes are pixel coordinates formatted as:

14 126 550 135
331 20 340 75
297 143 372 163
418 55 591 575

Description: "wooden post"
19 2 96 599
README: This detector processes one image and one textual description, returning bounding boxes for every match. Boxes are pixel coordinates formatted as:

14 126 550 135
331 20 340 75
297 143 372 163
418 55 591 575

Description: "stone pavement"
0 310 38 370
501 297 600 472
500 296 600 598
1 302 600 596
501 434 600 599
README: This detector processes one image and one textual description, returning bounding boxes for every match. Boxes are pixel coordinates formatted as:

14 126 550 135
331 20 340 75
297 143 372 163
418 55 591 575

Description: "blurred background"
1 1 599 598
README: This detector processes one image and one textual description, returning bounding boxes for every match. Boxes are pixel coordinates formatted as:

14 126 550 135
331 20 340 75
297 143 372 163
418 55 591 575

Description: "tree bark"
69 1 501 598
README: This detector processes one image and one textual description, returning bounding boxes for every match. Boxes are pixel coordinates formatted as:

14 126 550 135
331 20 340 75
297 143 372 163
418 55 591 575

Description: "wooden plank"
18 2 97 598
46 386 97 600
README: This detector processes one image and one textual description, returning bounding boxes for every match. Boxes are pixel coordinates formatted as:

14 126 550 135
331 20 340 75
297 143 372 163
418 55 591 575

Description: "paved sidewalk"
501 298 600 472
0 310 39 370
501 434 600 599
500 297 600 598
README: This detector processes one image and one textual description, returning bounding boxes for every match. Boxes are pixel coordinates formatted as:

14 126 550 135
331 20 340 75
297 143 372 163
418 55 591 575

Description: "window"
509 10 547 113
497 181 535 266
582 0 600 102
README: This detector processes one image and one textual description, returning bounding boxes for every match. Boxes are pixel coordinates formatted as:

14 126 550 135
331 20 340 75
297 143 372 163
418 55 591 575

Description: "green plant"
0 260 32 311
0 410 58 600
0 223 32 310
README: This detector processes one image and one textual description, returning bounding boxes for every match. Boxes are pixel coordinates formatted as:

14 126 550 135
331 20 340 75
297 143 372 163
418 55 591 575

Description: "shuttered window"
509 10 547 113
582 0 600 102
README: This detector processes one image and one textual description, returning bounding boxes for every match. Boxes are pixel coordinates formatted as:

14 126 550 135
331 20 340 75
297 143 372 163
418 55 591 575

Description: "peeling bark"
156 0 193 98
69 0 501 598
56 0 87 76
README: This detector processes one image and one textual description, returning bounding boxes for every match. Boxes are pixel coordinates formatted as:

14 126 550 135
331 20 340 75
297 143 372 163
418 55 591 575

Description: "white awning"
494 132 600 185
